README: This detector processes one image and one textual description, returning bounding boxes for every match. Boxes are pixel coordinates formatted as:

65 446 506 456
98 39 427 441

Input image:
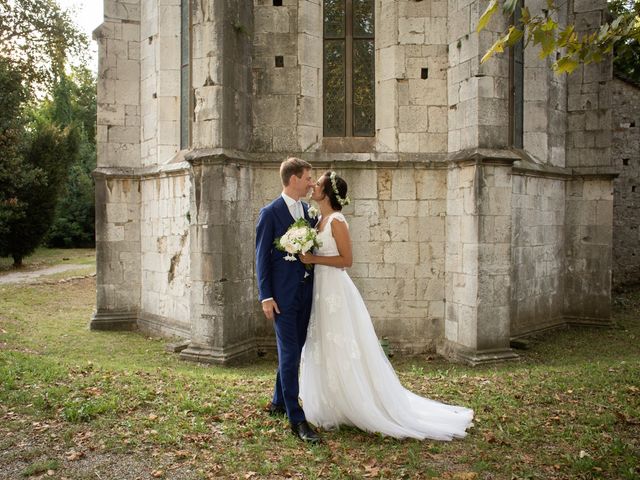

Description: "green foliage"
41 67 97 248
0 0 87 91
0 58 51 266
1 119 80 265
611 0 640 83
0 1 93 262
478 0 640 74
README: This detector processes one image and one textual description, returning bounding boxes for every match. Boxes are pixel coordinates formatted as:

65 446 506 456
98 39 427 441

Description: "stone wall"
249 161 448 354
140 0 181 166
139 172 191 337
394 1 448 154
92 175 142 329
443 160 517 364
93 0 617 364
523 0 567 166
95 1 141 169
611 77 640 288
253 0 306 152
564 178 613 323
511 174 566 336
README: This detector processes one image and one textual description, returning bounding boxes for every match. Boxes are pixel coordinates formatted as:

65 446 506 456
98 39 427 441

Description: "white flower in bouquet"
274 218 322 268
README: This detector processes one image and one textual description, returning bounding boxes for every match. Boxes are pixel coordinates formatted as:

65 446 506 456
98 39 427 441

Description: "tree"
0 57 41 262
1 120 79 265
42 66 97 248
478 0 640 74
0 0 87 91
0 0 89 264
610 0 640 82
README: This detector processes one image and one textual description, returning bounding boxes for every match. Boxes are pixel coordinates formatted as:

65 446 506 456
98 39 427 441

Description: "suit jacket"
256 196 316 310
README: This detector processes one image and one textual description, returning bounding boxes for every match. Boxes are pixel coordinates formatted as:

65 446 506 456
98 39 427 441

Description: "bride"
299 171 474 441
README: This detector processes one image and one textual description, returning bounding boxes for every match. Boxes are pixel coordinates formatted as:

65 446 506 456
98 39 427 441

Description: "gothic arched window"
323 0 375 137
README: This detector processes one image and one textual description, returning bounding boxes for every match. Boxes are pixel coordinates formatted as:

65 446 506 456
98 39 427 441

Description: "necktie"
295 201 302 219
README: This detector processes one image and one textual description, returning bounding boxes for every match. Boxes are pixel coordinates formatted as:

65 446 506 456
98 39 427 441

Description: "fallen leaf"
453 473 478 480
65 450 84 461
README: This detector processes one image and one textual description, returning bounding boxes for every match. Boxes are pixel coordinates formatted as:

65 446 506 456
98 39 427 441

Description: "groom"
255 157 320 443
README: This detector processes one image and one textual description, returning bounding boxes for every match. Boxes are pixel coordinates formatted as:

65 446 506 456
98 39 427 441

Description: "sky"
57 0 103 71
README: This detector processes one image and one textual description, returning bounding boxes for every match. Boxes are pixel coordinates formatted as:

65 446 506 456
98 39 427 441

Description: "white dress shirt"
282 192 303 220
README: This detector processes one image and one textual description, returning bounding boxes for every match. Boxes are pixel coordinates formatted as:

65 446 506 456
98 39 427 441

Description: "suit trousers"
272 276 314 424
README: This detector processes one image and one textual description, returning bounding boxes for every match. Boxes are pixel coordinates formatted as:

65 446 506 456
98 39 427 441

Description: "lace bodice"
315 212 348 257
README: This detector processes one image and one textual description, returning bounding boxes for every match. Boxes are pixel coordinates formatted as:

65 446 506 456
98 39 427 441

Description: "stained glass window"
323 0 375 137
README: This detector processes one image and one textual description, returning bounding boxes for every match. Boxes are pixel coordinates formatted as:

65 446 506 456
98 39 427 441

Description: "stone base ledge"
90 311 138 331
138 312 190 340
179 338 257 365
564 316 613 327
438 341 520 366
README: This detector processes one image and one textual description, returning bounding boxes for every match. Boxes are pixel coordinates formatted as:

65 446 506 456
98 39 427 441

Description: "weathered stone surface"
611 77 640 288
93 0 618 364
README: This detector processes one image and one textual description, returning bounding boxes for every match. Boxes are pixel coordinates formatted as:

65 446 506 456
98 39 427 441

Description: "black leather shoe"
291 421 321 443
267 403 287 417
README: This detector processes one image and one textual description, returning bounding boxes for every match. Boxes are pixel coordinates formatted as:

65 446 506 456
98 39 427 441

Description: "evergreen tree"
42 67 97 248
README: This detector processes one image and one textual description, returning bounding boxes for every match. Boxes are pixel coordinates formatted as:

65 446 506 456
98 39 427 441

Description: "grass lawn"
0 271 638 479
0 248 96 273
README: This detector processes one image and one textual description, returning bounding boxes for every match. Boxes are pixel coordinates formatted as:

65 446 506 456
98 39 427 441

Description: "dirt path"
0 264 90 284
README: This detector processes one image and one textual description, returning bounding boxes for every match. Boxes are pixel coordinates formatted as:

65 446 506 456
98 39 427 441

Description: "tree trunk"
12 254 22 267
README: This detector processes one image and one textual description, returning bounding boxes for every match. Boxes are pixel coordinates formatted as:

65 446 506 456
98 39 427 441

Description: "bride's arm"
300 220 352 268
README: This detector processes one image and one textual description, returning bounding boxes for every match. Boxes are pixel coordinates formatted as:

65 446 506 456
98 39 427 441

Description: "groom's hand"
262 299 280 321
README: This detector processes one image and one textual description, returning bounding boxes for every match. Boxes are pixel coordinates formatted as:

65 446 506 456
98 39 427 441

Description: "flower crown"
329 171 351 206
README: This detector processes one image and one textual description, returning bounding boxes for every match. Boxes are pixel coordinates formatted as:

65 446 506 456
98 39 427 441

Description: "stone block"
352 241 384 263
378 45 405 81
391 169 417 200
346 169 377 200
399 133 420 153
398 17 425 44
376 1 399 48
424 17 448 45
376 80 398 129
428 106 448 133
409 78 447 105
458 305 478 349
419 133 448 153
255 95 297 126
108 125 139 144
300 65 320 97
299 32 322 68
386 241 421 266
399 105 429 133
297 125 321 151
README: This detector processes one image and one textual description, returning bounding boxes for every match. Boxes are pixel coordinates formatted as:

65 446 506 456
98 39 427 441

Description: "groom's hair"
280 157 312 186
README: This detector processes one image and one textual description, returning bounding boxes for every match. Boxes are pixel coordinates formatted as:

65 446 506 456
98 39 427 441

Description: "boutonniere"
307 205 319 219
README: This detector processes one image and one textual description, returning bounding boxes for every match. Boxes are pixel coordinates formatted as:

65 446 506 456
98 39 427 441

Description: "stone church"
92 0 617 365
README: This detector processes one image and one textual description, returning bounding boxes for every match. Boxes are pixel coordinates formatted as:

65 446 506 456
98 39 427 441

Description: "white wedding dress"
300 212 474 440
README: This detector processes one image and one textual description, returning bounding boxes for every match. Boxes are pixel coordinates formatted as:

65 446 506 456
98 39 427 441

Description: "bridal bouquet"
274 218 321 268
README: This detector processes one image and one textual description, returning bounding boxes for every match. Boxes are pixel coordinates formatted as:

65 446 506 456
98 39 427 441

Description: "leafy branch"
478 0 640 74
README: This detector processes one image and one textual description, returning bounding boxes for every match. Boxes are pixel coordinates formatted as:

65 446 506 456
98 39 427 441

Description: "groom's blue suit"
256 196 315 424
